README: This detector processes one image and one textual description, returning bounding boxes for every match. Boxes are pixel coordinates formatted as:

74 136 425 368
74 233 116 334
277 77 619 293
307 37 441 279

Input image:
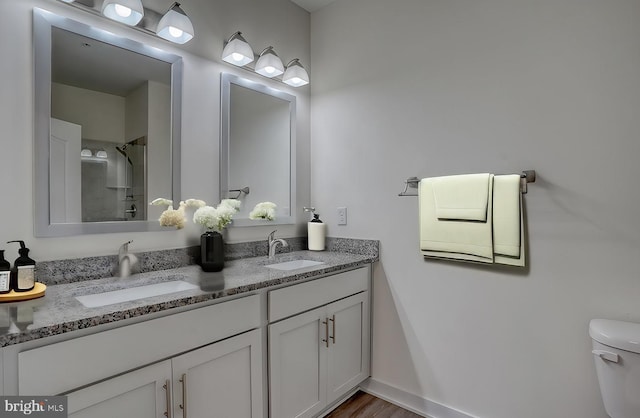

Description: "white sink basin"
265 259 325 271
75 280 200 308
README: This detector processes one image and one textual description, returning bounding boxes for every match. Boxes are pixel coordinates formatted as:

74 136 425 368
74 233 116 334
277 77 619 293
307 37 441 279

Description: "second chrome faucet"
268 230 289 259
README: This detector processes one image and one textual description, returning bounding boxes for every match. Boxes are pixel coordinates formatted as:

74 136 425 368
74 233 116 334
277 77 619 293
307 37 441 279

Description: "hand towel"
493 175 521 257
432 173 491 221
493 186 526 267
419 175 494 263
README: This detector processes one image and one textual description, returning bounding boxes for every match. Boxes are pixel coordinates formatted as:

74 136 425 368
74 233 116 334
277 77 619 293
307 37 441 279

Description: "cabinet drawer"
269 266 369 322
19 294 261 395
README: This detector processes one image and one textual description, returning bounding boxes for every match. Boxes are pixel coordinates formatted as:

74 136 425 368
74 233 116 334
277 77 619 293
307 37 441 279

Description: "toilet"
589 319 640 418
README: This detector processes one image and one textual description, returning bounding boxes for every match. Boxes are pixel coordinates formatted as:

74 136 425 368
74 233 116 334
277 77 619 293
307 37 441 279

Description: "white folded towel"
493 174 525 266
419 174 494 263
493 175 521 257
432 173 491 221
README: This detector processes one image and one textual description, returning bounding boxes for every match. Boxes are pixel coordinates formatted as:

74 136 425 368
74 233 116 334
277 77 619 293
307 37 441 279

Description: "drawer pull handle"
329 315 336 344
163 380 172 418
322 319 329 348
179 373 187 417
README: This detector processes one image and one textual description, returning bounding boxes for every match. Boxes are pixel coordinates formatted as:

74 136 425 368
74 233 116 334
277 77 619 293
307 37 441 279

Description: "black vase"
200 231 225 272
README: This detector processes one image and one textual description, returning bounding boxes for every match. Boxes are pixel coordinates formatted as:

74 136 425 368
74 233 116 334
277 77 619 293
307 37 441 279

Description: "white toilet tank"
589 319 640 418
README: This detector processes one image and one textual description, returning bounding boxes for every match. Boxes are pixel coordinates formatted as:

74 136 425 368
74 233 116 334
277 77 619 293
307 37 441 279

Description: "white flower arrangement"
193 199 241 231
150 198 240 230
249 202 277 221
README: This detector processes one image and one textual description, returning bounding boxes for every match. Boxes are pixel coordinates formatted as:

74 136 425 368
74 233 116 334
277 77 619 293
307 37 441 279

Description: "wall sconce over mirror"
55 0 194 44
255 47 285 78
222 31 309 87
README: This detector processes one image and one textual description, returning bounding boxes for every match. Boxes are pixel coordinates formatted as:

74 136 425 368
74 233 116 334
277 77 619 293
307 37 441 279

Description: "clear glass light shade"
80 149 92 157
255 47 284 77
222 32 254 67
283 59 309 87
156 3 194 44
96 150 108 158
102 0 144 26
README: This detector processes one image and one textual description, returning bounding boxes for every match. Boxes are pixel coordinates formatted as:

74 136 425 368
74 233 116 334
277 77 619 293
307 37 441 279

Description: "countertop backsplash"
35 237 379 286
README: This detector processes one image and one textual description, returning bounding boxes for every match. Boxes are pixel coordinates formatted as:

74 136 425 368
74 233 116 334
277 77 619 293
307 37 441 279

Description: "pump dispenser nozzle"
7 241 28 257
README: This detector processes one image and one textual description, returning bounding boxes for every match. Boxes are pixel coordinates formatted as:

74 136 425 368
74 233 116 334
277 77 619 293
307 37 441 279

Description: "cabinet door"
326 292 370 405
66 360 172 418
171 328 264 418
269 306 328 418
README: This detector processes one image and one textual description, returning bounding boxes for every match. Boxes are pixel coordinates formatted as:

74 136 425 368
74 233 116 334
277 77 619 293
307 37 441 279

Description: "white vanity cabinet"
66 329 263 418
268 267 371 418
1 262 374 418
9 294 265 418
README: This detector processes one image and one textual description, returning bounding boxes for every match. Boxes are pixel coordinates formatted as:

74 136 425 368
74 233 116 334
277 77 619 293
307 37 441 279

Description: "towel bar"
398 170 536 196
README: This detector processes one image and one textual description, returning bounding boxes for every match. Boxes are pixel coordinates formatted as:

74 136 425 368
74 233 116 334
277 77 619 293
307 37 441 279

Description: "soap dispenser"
0 250 11 294
307 210 326 251
7 241 35 292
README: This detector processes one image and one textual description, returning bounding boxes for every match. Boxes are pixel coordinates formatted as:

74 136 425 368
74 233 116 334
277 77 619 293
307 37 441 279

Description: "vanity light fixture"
255 47 285 78
96 150 108 158
220 32 310 87
222 32 254 67
101 0 144 26
57 0 194 44
282 59 309 87
156 2 194 44
80 148 93 157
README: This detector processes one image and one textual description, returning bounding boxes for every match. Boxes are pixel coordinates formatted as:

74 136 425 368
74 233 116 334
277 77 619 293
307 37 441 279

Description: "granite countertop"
0 250 377 347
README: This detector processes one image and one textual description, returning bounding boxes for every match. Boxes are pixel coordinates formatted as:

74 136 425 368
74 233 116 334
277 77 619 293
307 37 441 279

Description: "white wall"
51 83 125 142
310 0 640 417
0 0 310 260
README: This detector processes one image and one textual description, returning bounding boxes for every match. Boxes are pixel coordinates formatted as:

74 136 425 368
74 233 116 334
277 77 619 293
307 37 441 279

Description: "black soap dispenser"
0 250 11 294
7 241 35 292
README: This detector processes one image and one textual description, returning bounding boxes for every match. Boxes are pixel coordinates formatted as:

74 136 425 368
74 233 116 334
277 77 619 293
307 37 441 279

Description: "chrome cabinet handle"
179 373 187 418
163 380 172 418
322 319 329 348
329 315 336 344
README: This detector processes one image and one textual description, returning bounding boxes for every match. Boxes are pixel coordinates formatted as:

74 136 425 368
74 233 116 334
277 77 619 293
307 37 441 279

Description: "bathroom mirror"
220 74 296 226
33 8 182 237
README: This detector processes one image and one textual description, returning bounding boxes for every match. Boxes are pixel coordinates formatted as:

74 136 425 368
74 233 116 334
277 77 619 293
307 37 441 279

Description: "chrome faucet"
268 230 289 259
118 240 139 277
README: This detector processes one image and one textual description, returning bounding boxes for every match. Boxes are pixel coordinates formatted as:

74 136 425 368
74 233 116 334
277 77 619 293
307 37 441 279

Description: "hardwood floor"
325 391 423 418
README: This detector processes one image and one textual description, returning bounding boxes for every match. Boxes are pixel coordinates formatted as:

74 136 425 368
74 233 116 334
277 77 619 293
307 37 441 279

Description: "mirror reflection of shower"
81 136 147 222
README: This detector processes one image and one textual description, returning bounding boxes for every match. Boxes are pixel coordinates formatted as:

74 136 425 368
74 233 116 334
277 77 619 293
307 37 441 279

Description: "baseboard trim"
359 378 479 418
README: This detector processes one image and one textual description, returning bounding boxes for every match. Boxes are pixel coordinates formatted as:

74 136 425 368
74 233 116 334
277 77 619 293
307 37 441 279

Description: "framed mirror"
33 8 182 237
220 74 296 226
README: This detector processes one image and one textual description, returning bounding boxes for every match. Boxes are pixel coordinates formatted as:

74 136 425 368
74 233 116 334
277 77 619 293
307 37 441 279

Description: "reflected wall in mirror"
34 8 182 236
220 74 296 226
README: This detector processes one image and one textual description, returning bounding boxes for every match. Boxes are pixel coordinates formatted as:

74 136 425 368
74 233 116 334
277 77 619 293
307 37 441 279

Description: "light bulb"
291 77 302 85
264 66 276 74
168 26 183 38
232 52 244 62
114 4 132 17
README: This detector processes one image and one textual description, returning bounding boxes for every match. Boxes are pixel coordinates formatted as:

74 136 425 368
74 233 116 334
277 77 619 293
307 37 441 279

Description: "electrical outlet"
337 207 347 225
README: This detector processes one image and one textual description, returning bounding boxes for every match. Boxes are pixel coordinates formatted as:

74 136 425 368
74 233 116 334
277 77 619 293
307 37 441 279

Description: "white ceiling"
290 0 337 12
